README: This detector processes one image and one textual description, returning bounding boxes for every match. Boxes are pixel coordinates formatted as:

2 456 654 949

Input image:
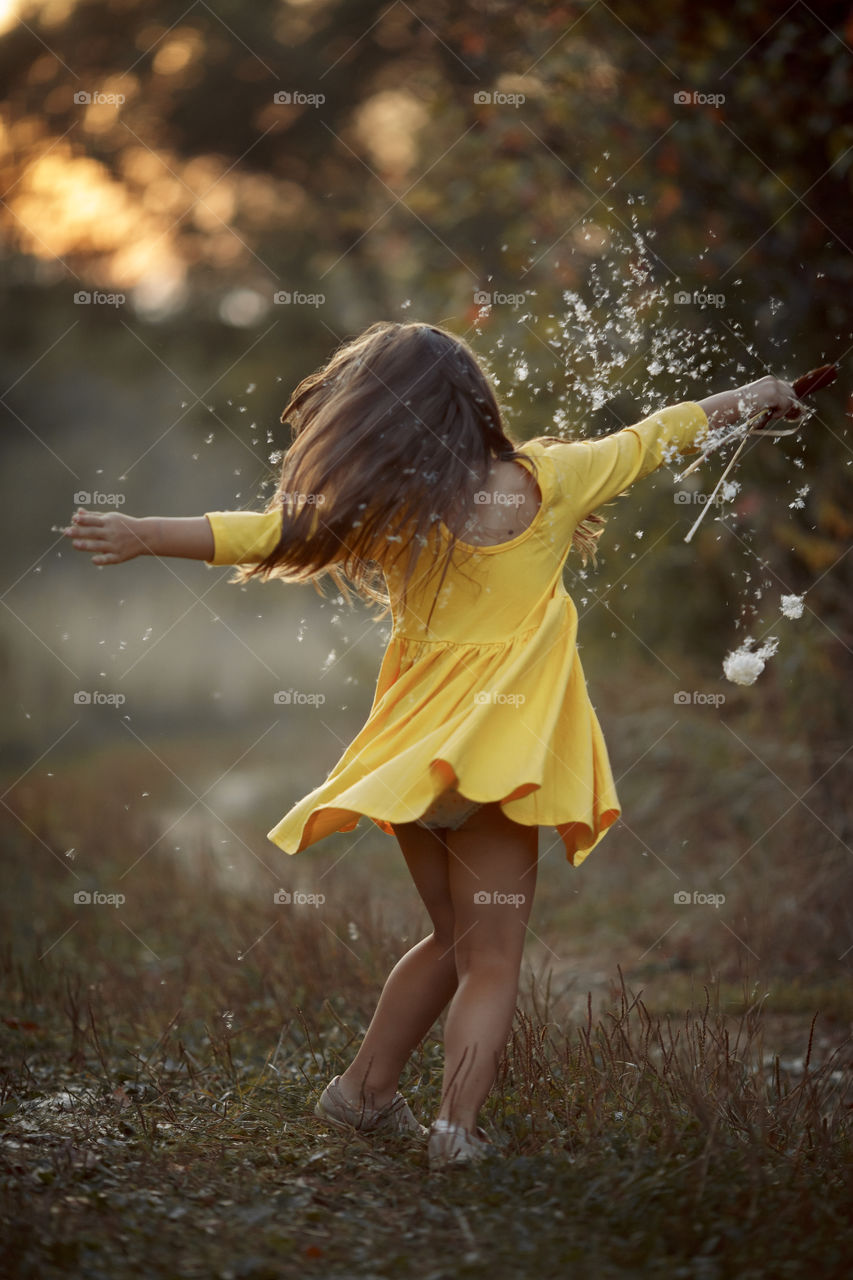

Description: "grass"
1 722 851 1279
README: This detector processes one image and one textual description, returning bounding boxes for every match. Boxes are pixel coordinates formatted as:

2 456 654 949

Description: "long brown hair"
237 321 604 622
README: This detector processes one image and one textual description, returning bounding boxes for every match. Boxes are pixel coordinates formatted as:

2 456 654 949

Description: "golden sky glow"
1 5 452 296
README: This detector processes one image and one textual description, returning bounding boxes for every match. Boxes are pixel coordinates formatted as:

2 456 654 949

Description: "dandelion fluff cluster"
723 636 779 686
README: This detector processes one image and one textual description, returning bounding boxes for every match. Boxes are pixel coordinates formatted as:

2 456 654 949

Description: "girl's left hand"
739 375 804 425
64 508 148 565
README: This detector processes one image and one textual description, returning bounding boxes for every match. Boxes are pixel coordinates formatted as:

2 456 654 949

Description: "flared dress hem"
267 770 621 868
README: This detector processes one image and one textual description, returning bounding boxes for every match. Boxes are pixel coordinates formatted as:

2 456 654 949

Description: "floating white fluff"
780 593 804 619
723 636 779 686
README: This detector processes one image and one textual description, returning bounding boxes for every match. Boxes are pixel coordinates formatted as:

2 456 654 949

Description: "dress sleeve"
545 402 710 512
204 509 283 566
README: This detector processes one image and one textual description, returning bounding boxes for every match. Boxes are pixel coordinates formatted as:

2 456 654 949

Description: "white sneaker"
314 1076 428 1137
428 1119 497 1171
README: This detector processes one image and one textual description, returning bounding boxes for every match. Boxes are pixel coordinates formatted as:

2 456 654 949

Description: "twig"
683 432 752 543
680 362 838 542
677 408 792 481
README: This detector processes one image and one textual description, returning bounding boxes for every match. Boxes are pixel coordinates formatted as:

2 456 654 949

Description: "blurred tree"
1 2 850 324
0 0 850 745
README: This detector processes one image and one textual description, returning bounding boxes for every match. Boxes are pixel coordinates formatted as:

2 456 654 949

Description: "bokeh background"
1 0 851 999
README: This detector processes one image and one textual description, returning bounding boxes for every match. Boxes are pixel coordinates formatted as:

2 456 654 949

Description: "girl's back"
384 400 707 647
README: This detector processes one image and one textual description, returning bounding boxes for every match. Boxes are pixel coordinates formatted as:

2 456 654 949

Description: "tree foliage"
0 0 850 715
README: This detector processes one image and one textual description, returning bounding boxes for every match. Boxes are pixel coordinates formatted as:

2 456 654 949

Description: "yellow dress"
205 402 709 866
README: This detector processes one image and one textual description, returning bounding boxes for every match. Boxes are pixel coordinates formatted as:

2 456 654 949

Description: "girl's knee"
453 937 525 979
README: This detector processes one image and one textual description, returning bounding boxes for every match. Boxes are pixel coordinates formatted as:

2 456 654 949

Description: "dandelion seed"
780 593 804 620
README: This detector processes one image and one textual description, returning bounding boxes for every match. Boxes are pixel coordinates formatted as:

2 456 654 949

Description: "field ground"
1 719 851 1279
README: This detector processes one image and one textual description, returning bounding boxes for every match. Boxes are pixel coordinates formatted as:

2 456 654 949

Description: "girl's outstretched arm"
543 372 809 525
65 509 215 565
696 374 804 433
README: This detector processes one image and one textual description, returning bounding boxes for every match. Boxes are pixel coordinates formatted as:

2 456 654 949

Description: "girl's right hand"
64 508 148 565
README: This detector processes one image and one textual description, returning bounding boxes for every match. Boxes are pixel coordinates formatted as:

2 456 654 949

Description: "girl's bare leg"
337 804 538 1134
336 822 460 1111
439 803 538 1131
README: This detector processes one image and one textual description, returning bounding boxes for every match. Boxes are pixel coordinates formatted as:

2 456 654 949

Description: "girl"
65 321 804 1171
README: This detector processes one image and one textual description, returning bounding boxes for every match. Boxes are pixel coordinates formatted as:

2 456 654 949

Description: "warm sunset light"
0 0 21 36
0 5 849 1276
